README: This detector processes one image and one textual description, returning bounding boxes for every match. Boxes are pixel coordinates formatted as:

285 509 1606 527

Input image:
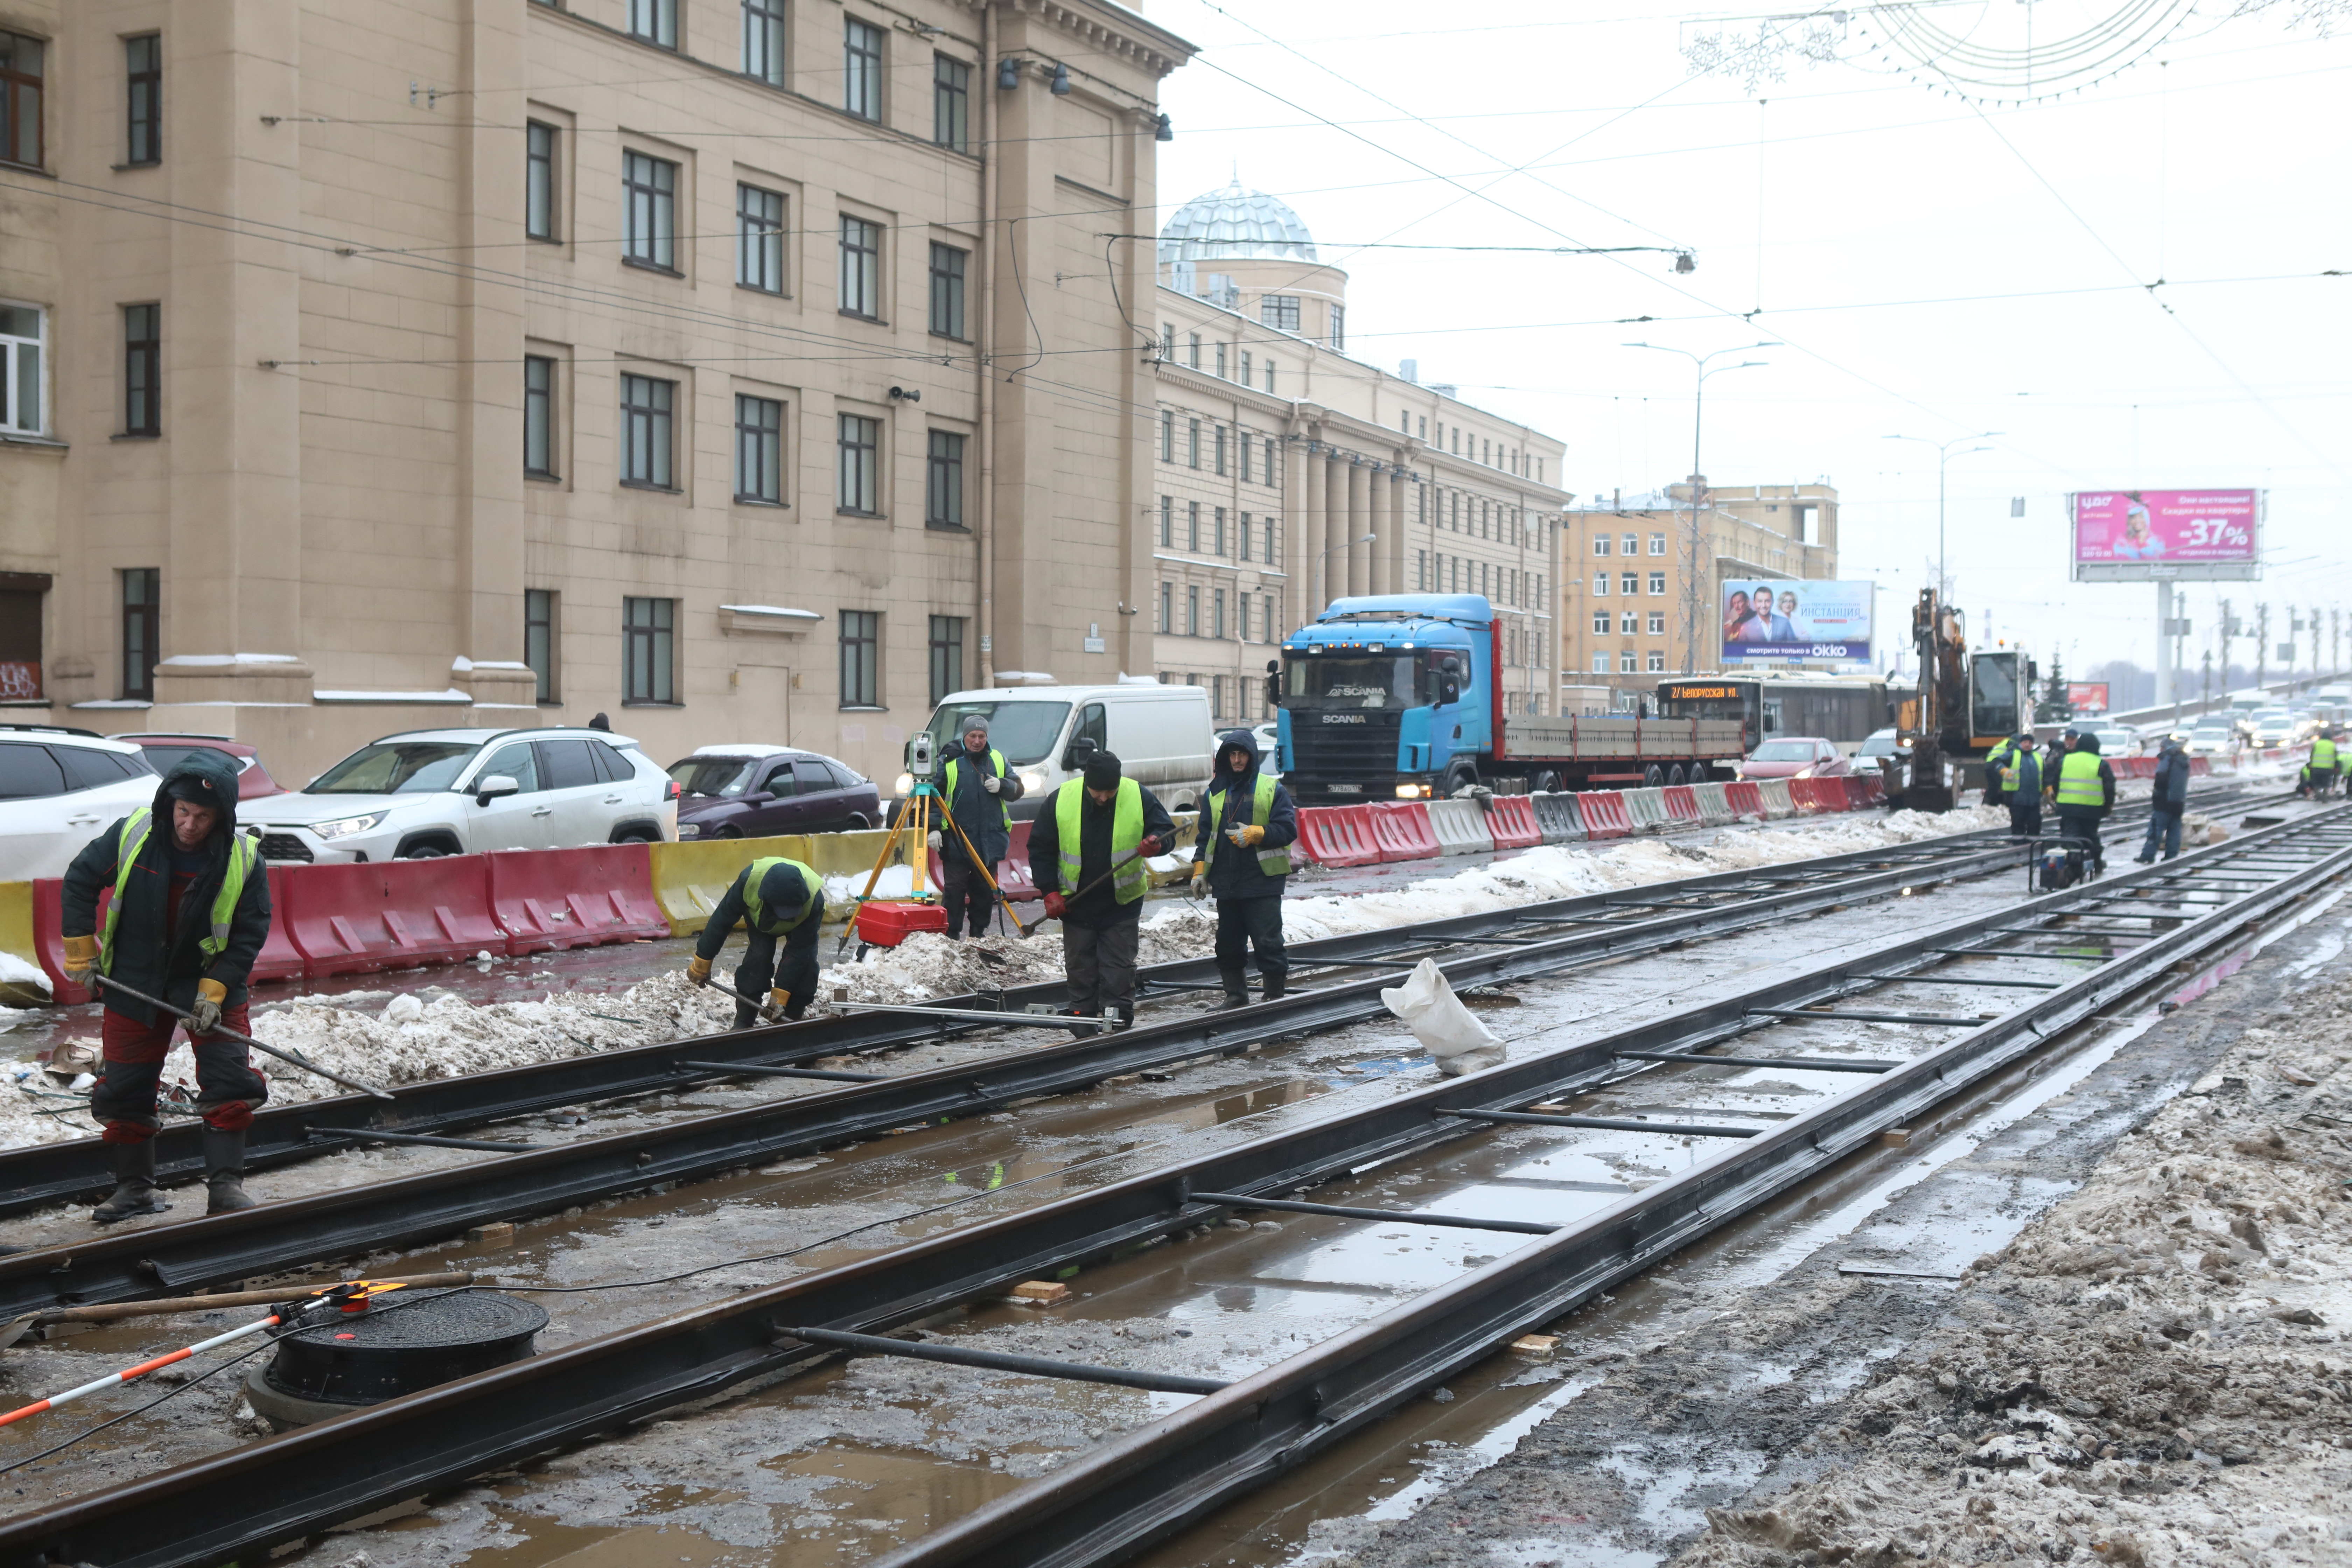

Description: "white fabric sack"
1380 958 1504 1077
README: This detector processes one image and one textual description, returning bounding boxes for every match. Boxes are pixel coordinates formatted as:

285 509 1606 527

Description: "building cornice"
986 0 1200 80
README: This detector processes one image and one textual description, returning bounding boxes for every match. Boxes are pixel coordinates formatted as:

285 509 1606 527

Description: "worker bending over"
688 856 825 1029
61 753 272 1222
1029 751 1174 1029
1193 729 1297 1007
2300 728 2340 799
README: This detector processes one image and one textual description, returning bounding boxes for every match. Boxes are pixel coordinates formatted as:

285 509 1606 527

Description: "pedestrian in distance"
687 856 825 1030
2135 733 2192 863
2046 727 2116 870
931 714 1023 939
2005 734 2042 841
1192 728 1298 1008
1027 750 1175 1030
60 752 272 1222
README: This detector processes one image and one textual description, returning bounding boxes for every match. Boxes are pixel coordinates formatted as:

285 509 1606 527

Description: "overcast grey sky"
1144 0 2352 681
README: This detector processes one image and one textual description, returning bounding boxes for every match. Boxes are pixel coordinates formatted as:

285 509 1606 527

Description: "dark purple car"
667 746 880 840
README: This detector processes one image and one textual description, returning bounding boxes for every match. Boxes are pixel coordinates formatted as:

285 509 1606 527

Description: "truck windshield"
922 701 1072 766
1284 656 1427 711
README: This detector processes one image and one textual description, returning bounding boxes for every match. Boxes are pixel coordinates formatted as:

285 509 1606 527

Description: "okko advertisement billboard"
1721 581 1873 663
2067 682 2111 716
2070 490 2261 581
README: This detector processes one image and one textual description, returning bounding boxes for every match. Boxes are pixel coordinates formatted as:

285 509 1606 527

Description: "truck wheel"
1667 764 1687 787
1442 763 1478 797
1643 765 1666 789
1532 770 1562 794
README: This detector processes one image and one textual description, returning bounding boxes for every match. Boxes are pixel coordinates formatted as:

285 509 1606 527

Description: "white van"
899 682 1218 820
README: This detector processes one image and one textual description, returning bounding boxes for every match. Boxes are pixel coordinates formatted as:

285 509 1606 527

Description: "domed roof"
1157 178 1317 264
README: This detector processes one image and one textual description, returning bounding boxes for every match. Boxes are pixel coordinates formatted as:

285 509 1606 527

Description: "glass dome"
1157 178 1317 264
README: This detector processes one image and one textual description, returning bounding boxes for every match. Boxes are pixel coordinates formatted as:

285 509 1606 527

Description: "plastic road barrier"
282 860 505 977
2188 756 2212 777
487 845 671 955
1368 801 1440 862
1425 798 1495 856
1725 781 1766 820
1689 782 1736 825
1483 796 1544 850
0 881 43 1006
249 866 309 984
1756 779 1796 819
1295 805 1382 868
1622 788 1670 833
1659 785 1702 827
797 828 903 881
1530 792 1585 844
1576 791 1633 840
646 835 814 937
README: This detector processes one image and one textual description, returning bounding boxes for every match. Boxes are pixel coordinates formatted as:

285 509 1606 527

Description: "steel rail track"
0 805 2120 1321
0 805 2337 1568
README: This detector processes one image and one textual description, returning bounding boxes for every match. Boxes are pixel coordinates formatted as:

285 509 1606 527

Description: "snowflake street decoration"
2231 0 2352 38
1682 21 1825 91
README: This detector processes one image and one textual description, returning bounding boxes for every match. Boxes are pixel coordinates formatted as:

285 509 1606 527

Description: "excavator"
1894 588 2033 812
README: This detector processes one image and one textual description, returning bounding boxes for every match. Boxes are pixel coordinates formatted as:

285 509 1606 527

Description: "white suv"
0 728 161 881
251 727 678 863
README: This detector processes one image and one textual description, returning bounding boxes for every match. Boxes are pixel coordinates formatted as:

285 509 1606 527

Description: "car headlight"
1793 765 1814 779
677 823 702 839
309 812 387 842
1019 768 1047 792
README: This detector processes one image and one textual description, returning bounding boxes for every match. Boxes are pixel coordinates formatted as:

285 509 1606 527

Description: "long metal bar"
1746 1007 1986 1026
675 1061 886 1084
831 1001 1108 1033
303 1129 537 1154
1849 973 2061 989
0 807 2331 1568
782 1326 1230 1395
1448 1107 1762 1138
1185 1192 1559 1236
1614 1050 1895 1073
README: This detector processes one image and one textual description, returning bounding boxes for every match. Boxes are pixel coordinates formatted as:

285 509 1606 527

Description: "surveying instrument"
836 730 1030 955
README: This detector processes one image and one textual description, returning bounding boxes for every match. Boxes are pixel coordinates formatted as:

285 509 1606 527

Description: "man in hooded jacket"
932 713 1023 938
687 856 826 1029
1193 729 1297 1007
61 750 272 1221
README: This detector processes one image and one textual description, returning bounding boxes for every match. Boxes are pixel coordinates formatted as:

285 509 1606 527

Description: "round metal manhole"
262 1289 548 1406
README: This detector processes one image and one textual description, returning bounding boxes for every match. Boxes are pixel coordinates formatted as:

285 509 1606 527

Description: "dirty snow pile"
1676 976 2352 1568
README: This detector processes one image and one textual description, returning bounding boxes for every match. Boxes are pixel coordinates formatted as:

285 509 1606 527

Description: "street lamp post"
1624 341 1777 674
1883 431 2000 606
1314 532 1377 612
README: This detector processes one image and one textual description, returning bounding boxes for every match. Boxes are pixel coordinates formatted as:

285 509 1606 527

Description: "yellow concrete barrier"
798 828 908 882
646 835 814 937
0 881 47 1006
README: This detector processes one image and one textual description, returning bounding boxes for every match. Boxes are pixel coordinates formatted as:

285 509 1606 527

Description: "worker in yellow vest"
2046 728 2117 868
686 856 825 1029
1194 728 1298 1007
60 752 273 1221
1027 751 1174 1029
2301 728 2339 799
1982 736 2017 807
933 713 1024 937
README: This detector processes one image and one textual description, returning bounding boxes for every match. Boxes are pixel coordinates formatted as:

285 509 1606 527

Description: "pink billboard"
2072 489 2258 566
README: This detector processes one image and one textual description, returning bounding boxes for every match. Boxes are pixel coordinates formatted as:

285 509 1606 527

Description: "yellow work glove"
190 977 227 1036
62 934 97 987
762 988 792 1023
1237 824 1266 848
687 955 712 986
1191 858 1206 882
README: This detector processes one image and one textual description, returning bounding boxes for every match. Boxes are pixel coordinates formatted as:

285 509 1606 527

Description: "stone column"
1369 469 1393 596
1345 458 1370 597
1322 451 1347 608
1302 443 1326 618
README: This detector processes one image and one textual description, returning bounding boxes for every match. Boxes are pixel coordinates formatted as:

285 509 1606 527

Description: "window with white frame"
1591 610 1608 635
1619 650 1638 673
1619 611 1637 634
1649 532 1666 555
0 303 42 436
1648 572 1666 595
1647 611 1665 635
1591 653 1609 673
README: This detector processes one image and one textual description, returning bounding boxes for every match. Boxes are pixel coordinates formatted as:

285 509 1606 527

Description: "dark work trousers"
2008 797 2042 840
2056 807 2107 868
732 927 816 1028
1215 896 1287 990
93 1002 265 1141
940 853 997 938
2138 807 2184 862
1063 919 1141 1019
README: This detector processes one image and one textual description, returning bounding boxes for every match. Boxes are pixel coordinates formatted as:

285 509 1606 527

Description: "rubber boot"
1261 972 1286 1002
1105 1003 1134 1032
731 1000 761 1031
1219 968 1250 1010
92 1139 169 1224
202 1127 256 1214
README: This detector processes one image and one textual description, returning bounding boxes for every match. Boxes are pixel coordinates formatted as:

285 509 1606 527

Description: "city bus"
1654 673 1899 755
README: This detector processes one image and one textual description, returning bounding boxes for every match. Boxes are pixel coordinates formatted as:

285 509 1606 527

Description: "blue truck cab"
1277 594 1495 804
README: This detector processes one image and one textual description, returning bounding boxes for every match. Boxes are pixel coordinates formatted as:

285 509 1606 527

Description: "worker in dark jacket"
1028 751 1174 1029
1981 735 2017 807
2005 734 2042 840
687 856 825 1029
932 713 1024 939
61 750 272 1221
2047 728 2116 868
1193 729 1297 1007
2135 735 2192 862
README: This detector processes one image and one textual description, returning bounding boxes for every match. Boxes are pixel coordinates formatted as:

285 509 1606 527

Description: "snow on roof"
690 743 793 757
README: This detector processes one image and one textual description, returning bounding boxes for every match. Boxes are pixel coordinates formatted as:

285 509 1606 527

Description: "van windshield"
923 701 1073 767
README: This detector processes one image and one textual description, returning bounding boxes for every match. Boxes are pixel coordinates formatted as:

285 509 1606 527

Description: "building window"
1265 438 1278 486
1416 550 1426 589
620 374 674 488
734 394 783 504
629 0 678 47
1619 611 1637 634
1622 532 1638 553
1648 572 1666 595
622 151 677 271
1592 572 1609 596
837 412 880 513
1649 532 1667 555
1160 322 1174 359
125 35 161 166
1212 589 1227 640
926 430 965 529
1591 653 1609 674
1214 425 1227 476
1263 595 1277 647
737 184 785 292
1213 507 1227 555
1646 650 1666 673
1158 495 1171 546
0 32 42 169
1264 359 1276 394
1591 611 1609 634
838 608 879 706
122 304 160 437
844 18 883 121
1186 585 1200 636
623 597 675 702
0 303 42 436
526 122 559 240
1238 512 1252 563
1187 419 1200 469
525 589 557 702
1239 350 1252 385
1647 611 1665 635
1157 581 1170 632
1238 432 1252 484
523 355 557 477
1188 332 1201 369
928 615 964 705
1214 341 1227 379
1329 304 1346 352
1239 594 1253 643
1186 501 1200 552
1619 650 1638 674
744 0 786 85
121 568 159 701
928 242 967 339
838 215 882 318
933 54 971 151
1260 294 1299 332
1620 571 1638 595
1159 410 1174 462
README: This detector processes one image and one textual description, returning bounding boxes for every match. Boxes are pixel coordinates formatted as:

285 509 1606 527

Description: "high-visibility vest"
99 805 258 976
2054 750 2105 808
1054 777 1146 905
740 857 823 934
1985 740 2015 780
942 748 1013 834
1201 772 1291 877
2314 736 2339 768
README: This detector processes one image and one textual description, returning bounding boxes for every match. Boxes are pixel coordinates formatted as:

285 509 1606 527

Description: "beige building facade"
0 0 1194 785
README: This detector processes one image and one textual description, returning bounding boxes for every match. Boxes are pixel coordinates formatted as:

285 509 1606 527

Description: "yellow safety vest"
2053 751 2105 809
1054 777 1146 905
1200 772 1290 877
942 748 1013 833
99 805 258 975
740 857 824 934
2313 736 2339 768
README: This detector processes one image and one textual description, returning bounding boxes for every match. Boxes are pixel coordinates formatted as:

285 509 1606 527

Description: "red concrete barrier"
488 844 671 955
1483 796 1543 850
250 866 309 983
2189 757 2211 777
35 868 307 1003
1787 779 1829 814
1368 801 1440 861
926 820 1040 905
1726 781 1766 819
1659 785 1702 826
283 859 504 976
1295 805 1382 868
1577 791 1633 840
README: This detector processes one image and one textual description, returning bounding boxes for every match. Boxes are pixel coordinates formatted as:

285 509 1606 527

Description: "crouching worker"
61 754 271 1221
1194 728 1297 1007
1029 751 1174 1029
687 857 825 1029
